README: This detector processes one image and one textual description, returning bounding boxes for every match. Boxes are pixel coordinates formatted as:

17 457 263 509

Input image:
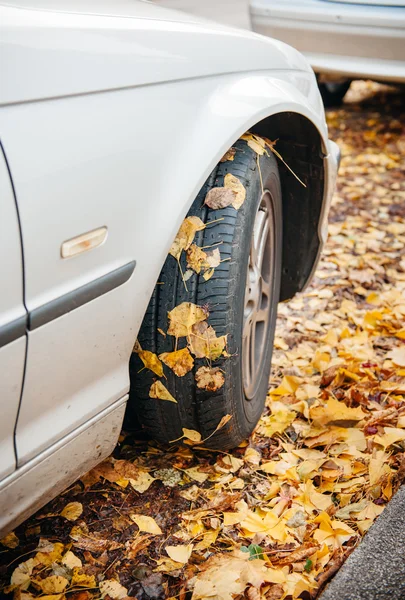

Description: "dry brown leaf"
204 186 236 210
186 244 208 274
220 148 236 162
149 381 177 403
195 366 225 392
159 348 194 377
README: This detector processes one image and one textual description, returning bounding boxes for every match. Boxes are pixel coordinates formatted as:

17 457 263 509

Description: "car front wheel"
128 138 282 449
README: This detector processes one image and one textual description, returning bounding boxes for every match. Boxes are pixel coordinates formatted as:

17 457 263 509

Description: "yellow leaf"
312 351 331 372
159 348 194 377
130 514 163 535
11 558 38 590
182 428 202 443
369 450 391 486
386 346 405 367
60 502 83 522
36 576 68 594
166 544 193 564
270 375 302 396
149 381 177 403
194 529 220 551
188 321 227 360
169 216 205 261
298 480 333 513
185 467 209 483
35 542 64 566
71 569 96 588
154 557 184 573
310 397 365 427
215 414 233 432
374 427 405 449
220 148 236 162
61 550 82 569
137 349 164 378
168 302 207 338
99 579 128 600
195 366 225 392
186 244 208 274
1 532 19 549
241 133 266 155
244 448 261 465
129 472 155 493
224 173 246 210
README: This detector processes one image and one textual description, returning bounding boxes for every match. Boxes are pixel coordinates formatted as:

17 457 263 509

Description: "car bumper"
250 0 405 83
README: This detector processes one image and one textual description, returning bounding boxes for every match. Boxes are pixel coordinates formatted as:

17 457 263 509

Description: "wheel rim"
242 191 275 400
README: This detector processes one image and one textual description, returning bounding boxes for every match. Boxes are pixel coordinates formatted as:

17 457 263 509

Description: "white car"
250 0 405 105
0 0 339 536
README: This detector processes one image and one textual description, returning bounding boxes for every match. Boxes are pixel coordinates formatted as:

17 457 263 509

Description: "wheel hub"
242 191 275 400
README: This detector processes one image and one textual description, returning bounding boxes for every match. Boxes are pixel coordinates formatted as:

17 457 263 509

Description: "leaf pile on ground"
1 82 405 600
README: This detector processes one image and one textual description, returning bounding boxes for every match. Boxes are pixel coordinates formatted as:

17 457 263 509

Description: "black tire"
318 80 351 107
127 139 282 449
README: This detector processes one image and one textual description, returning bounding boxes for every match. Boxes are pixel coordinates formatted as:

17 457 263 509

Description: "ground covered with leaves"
1 82 405 600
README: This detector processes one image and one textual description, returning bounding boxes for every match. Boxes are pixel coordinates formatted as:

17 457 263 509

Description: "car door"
0 144 27 480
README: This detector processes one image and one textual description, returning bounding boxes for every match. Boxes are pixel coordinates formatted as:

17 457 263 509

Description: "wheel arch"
251 111 326 300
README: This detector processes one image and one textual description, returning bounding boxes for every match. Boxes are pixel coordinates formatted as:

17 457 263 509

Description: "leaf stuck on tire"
195 366 225 392
159 348 194 377
169 216 205 261
167 302 208 338
149 381 177 403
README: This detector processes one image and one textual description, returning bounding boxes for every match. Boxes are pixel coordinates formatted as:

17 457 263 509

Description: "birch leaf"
169 216 205 261
149 381 177 403
159 348 194 377
167 302 208 337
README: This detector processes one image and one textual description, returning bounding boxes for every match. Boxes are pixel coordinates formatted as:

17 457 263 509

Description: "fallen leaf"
159 348 194 377
130 514 163 535
99 579 128 600
136 349 164 378
224 173 246 209
129 471 156 493
71 569 96 588
36 575 68 594
165 544 194 564
149 381 177 403
188 321 227 360
220 148 236 162
182 428 202 443
1 532 19 549
60 502 83 522
386 346 405 367
62 550 82 569
195 366 225 392
168 302 207 337
204 186 236 210
310 397 365 427
186 244 208 274
169 216 205 261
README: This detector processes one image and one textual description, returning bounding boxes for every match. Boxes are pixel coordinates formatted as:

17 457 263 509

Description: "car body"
0 0 338 536
250 0 405 84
